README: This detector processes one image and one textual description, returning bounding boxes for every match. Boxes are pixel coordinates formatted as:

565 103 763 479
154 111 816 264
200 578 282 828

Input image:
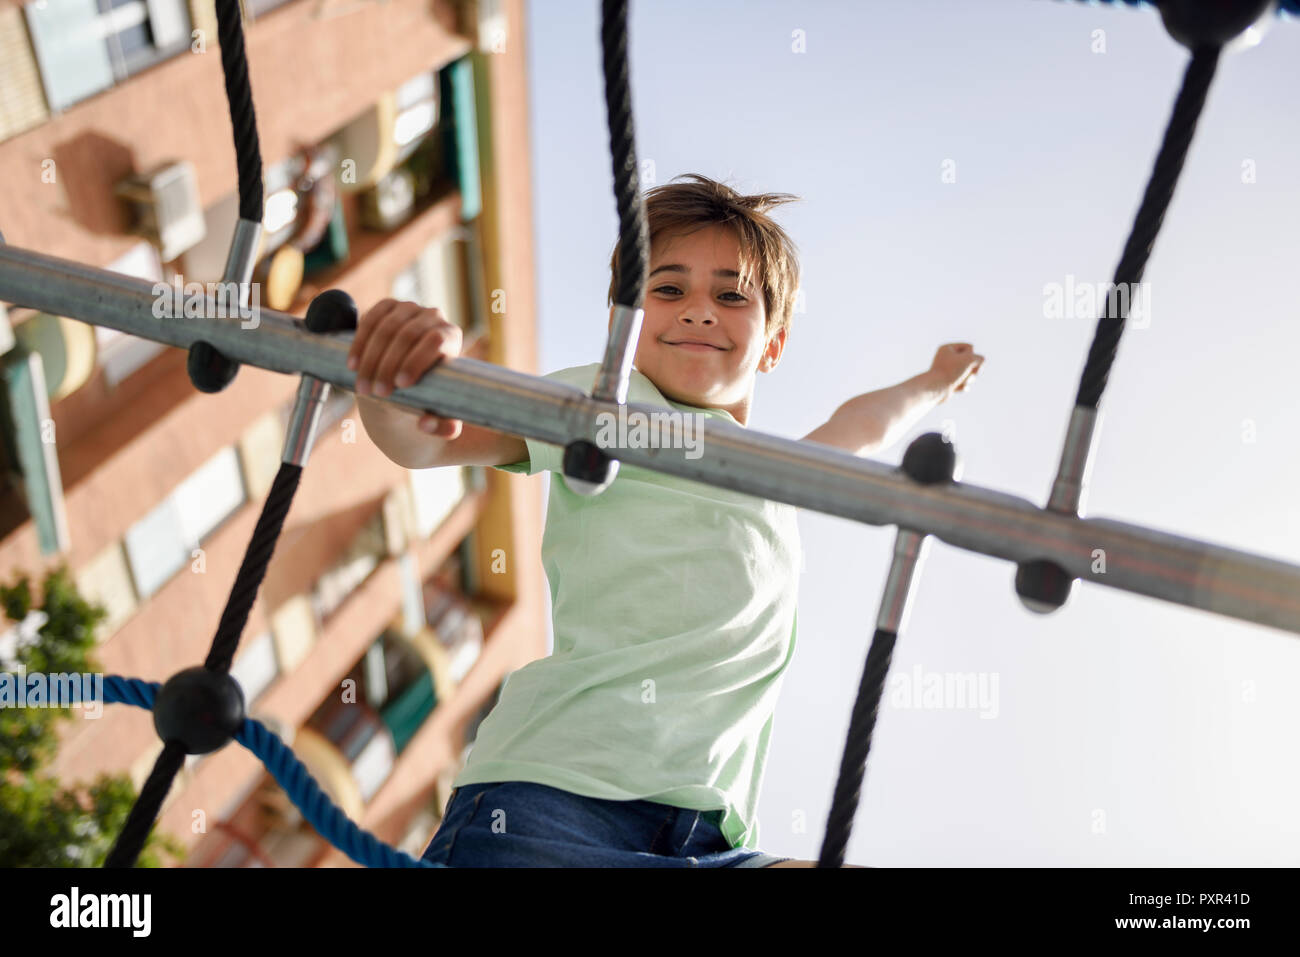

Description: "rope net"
56 0 1290 868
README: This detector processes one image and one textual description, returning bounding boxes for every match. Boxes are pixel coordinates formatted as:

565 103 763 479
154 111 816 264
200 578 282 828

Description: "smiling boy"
351 173 982 867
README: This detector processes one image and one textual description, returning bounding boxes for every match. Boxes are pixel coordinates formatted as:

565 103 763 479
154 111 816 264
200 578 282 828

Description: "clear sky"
521 0 1300 865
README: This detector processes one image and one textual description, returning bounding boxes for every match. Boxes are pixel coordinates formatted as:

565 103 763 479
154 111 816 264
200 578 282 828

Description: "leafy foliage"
0 565 184 867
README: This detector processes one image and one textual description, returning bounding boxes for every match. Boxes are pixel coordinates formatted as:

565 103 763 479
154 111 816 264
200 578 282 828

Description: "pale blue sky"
521 0 1300 865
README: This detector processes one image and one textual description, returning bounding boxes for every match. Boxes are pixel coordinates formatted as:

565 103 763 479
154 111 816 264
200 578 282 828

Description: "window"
173 445 245 543
351 731 395 801
101 0 158 78
408 465 466 538
230 629 278 706
306 682 396 804
24 0 116 112
360 631 432 772
122 497 189 599
393 72 438 150
24 0 193 113
309 513 385 624
101 0 192 78
123 445 247 599
389 233 471 330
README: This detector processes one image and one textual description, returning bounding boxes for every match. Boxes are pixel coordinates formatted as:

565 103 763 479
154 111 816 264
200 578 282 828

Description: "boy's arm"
801 370 950 457
356 394 527 469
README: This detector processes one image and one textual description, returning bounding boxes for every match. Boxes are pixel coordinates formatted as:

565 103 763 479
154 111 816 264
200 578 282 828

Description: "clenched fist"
347 299 464 439
929 343 984 399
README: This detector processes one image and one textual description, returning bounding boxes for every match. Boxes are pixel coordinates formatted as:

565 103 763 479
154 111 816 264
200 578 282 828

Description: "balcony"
0 185 466 572
0 0 471 269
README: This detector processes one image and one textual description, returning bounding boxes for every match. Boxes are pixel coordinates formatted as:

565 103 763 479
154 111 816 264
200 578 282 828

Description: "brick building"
0 0 548 867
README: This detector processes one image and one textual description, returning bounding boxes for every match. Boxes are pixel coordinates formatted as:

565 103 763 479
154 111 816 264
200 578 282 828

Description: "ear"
758 326 787 373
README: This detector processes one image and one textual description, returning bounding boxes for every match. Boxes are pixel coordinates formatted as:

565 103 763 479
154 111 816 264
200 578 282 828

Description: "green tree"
1 564 185 866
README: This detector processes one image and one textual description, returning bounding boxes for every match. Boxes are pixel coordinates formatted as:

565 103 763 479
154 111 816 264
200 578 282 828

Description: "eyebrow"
649 264 751 285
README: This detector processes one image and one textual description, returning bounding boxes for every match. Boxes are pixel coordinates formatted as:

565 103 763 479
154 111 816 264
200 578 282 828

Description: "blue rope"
101 676 444 868
1058 0 1300 17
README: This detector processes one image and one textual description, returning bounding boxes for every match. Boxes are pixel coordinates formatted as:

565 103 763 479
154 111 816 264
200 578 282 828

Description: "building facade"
0 0 548 867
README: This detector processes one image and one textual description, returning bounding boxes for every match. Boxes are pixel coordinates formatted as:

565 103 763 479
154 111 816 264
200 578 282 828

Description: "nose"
674 286 719 326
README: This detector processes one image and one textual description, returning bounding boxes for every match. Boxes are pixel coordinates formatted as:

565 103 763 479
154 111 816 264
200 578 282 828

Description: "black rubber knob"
900 432 957 486
1157 0 1275 49
152 665 246 755
562 440 619 496
187 340 239 394
304 288 359 334
1015 558 1075 615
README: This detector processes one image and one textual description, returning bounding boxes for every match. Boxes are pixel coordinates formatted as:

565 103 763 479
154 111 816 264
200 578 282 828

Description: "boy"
349 174 983 867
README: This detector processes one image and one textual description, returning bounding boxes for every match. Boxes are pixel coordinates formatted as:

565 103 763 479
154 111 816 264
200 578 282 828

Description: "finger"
418 414 462 439
395 320 461 389
366 302 427 394
377 309 452 393
353 299 416 392
349 298 400 373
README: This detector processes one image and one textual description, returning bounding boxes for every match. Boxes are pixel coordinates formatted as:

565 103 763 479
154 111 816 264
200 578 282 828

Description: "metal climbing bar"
1 0 1295 874
2 242 1298 636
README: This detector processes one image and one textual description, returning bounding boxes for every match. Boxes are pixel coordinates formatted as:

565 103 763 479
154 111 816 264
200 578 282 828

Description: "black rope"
818 628 898 868
104 463 303 866
105 0 283 869
215 0 264 223
105 0 304 869
104 741 186 868
185 1 266 393
601 0 649 310
1074 46 1219 410
204 463 303 674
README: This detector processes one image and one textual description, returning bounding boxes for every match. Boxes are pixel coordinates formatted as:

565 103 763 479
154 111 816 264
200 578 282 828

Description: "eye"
654 285 747 303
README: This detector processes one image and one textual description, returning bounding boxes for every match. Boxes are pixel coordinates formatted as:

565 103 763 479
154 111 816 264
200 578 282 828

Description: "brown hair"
606 173 801 345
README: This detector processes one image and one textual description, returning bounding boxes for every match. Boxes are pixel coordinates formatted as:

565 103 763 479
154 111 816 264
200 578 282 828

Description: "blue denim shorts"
420 781 793 868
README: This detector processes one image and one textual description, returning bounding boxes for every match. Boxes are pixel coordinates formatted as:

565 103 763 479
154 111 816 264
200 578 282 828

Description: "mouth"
665 339 726 352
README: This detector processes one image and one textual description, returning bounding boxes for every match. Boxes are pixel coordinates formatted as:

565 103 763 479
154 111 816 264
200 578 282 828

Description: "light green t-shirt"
452 362 801 850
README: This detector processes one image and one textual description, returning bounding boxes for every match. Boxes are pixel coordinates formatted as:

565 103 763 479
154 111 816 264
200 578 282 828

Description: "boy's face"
612 223 786 426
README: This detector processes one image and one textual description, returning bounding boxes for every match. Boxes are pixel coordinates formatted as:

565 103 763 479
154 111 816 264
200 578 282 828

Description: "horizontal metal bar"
2 242 1299 635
